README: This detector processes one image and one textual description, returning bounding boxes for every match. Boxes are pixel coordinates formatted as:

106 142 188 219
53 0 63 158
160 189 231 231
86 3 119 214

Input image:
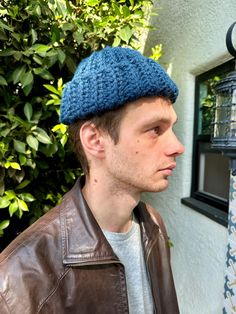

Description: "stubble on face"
105 145 171 195
102 97 180 195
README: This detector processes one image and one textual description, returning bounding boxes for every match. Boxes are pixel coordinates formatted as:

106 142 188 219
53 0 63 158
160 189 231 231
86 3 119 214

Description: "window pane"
198 77 221 135
198 149 230 201
191 61 235 218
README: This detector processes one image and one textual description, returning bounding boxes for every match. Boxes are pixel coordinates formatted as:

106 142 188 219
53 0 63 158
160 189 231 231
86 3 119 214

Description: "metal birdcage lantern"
214 22 236 314
212 22 236 159
212 71 236 156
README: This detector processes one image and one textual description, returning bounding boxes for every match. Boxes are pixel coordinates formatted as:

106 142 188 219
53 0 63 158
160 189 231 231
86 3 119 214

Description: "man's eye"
152 127 160 134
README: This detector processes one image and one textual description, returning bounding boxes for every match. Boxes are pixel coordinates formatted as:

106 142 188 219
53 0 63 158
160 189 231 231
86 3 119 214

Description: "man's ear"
80 122 105 158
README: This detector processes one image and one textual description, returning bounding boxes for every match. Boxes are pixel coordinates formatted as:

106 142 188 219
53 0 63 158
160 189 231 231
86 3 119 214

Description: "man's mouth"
159 163 176 176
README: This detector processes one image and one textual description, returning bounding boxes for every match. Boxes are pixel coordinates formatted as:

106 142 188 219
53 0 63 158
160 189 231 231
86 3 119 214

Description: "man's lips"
158 163 176 175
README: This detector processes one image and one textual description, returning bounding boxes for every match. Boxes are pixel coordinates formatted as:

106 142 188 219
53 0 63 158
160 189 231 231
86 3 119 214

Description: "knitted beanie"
60 46 178 124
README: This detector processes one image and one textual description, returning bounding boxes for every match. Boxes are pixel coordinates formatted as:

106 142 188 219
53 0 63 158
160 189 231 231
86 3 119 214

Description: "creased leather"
0 178 179 314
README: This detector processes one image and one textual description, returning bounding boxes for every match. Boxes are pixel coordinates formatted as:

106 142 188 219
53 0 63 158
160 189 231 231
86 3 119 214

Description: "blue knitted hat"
60 46 178 124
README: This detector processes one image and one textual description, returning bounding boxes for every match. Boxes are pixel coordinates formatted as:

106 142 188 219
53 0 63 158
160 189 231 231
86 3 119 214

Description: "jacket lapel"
60 179 118 265
60 178 159 267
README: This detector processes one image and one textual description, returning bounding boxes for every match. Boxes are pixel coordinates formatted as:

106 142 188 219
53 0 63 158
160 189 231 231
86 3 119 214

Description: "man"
0 46 184 313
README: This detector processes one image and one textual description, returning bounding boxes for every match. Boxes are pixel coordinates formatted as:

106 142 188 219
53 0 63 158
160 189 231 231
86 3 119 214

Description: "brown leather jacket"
0 179 179 314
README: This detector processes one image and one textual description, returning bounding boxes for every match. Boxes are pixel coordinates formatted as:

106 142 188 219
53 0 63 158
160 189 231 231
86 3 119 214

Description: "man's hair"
68 105 126 175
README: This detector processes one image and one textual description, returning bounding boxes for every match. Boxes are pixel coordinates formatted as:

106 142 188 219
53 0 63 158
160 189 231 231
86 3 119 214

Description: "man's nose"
166 133 185 157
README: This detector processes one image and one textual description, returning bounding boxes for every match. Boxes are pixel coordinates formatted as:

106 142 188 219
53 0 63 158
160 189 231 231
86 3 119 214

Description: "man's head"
60 47 183 181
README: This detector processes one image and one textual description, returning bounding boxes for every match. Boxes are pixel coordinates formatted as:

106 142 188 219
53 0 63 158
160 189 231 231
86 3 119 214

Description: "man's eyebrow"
142 115 178 127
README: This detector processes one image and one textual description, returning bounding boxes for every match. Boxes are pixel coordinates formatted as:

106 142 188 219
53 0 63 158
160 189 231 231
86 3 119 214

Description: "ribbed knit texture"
60 46 178 124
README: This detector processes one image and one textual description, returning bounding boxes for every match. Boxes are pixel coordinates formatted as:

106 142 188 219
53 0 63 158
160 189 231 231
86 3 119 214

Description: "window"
182 60 235 226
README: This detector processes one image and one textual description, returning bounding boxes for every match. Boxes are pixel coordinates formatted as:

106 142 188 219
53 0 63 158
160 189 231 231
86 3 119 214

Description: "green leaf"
65 55 77 73
0 75 7 86
0 29 7 41
35 5 41 16
30 29 37 44
113 3 121 16
4 161 11 169
129 0 134 7
13 51 22 61
85 0 99 6
12 33 21 42
52 123 67 133
56 0 67 17
61 23 74 32
0 220 10 231
33 68 54 80
45 99 55 106
0 20 14 32
9 200 18 217
39 142 58 157
18 199 28 211
51 24 60 43
60 134 68 146
112 37 121 47
122 6 130 17
44 52 58 68
8 114 29 128
16 179 30 190
13 140 26 154
15 169 25 183
0 128 9 137
32 44 51 53
34 127 52 144
57 49 66 64
26 134 39 151
73 32 84 45
58 78 63 89
23 83 33 96
65 0 73 14
44 84 61 95
13 65 26 84
0 197 10 208
9 162 21 170
19 155 27 166
33 55 43 65
0 49 16 57
119 26 133 43
6 191 16 200
21 70 34 88
24 102 33 121
19 193 35 202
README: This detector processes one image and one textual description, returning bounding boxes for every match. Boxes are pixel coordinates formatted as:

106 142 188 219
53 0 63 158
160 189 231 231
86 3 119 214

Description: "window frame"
182 59 235 226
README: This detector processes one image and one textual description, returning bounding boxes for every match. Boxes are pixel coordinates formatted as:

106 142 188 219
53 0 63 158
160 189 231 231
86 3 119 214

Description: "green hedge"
0 0 160 247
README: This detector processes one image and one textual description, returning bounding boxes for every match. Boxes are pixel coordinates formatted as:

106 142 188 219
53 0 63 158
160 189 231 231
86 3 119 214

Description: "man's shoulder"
0 206 60 260
0 199 69 300
0 182 78 263
0 181 84 313
0 201 68 314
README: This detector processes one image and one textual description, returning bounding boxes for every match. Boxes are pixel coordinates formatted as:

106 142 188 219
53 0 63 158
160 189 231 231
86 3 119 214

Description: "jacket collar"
60 177 158 266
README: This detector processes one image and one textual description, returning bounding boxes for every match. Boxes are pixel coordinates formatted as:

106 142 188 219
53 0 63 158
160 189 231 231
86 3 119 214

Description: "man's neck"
82 174 140 233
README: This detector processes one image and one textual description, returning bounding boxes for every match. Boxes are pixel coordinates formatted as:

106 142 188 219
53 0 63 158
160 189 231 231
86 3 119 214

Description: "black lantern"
212 22 236 160
214 22 236 314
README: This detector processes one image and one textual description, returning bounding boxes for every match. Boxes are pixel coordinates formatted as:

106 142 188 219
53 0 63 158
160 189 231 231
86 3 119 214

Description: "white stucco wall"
142 1 236 313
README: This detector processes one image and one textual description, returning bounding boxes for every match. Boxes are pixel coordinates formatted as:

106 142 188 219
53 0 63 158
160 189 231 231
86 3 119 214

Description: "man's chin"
141 180 169 193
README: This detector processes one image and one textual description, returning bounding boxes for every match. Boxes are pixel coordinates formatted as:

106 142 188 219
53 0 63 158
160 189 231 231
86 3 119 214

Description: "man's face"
102 96 184 194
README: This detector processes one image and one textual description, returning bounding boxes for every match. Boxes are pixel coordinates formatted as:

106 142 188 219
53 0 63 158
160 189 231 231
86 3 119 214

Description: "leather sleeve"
0 292 10 314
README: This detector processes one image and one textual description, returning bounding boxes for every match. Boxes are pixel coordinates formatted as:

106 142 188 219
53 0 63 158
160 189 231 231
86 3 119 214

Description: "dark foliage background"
0 0 159 250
